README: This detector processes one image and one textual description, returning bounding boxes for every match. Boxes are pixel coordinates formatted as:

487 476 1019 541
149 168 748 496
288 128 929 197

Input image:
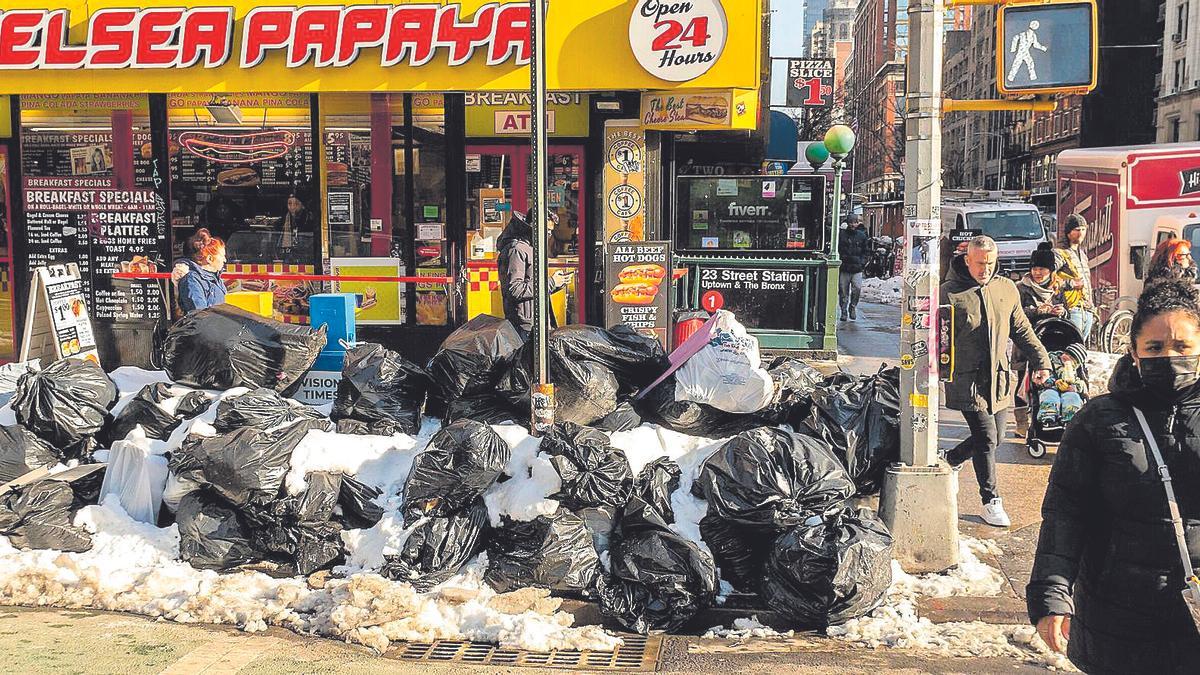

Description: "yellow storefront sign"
465 92 590 138
0 0 762 95
640 89 759 131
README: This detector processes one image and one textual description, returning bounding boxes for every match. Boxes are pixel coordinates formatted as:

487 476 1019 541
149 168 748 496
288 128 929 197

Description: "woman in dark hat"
1013 242 1067 434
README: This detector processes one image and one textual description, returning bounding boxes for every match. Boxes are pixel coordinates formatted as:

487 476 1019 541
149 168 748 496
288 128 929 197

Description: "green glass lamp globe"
805 141 830 169
824 125 856 157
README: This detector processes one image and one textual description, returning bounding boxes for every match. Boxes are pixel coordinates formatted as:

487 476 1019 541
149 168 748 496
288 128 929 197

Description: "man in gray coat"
497 209 572 340
941 235 1052 527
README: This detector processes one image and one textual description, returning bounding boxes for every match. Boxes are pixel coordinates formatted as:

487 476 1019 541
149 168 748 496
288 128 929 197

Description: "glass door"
0 146 13 361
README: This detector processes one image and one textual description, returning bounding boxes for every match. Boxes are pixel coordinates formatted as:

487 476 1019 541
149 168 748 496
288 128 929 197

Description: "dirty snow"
704 615 795 639
483 423 562 526
860 276 902 305
1085 350 1121 397
831 537 1077 671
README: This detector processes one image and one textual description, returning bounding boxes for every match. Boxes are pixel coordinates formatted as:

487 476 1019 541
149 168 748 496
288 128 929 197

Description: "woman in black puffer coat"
1028 279 1200 674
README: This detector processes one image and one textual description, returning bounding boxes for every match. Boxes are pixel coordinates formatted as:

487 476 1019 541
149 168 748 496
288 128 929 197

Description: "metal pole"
830 158 844 261
529 0 554 434
879 0 959 572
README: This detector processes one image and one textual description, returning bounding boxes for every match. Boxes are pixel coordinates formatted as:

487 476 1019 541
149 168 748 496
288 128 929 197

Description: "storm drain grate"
392 634 660 671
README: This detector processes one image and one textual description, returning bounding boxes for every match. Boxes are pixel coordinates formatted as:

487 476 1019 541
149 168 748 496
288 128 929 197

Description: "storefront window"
675 176 827 252
411 102 451 326
167 94 319 323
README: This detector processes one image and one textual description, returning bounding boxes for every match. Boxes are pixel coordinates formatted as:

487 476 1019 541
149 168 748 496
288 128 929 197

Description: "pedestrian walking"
1146 236 1198 286
941 235 1051 527
497 209 572 341
1013 242 1067 436
838 214 870 322
1028 278 1200 674
172 228 227 315
1055 214 1095 342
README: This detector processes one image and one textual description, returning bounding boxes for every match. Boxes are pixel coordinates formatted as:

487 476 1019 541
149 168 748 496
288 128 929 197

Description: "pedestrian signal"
997 0 1097 95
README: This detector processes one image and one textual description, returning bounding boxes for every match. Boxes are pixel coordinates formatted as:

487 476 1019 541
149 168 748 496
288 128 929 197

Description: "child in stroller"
1034 342 1088 430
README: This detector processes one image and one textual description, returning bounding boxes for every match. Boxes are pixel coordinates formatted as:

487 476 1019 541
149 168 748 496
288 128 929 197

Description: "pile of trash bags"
0 306 904 638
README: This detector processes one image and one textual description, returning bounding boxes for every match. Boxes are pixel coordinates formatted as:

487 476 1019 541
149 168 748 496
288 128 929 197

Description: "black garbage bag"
548 325 667 394
251 520 345 576
170 418 332 508
0 464 105 552
761 508 894 627
443 394 522 426
427 315 522 399
800 367 901 495
12 358 117 453
214 388 325 433
402 420 509 520
636 376 758 438
292 471 342 522
102 383 182 445
594 402 642 433
334 419 403 436
338 474 385 529
381 498 489 591
332 343 430 436
597 527 718 634
691 428 855 531
621 458 680 534
754 357 825 426
0 424 60 483
176 490 258 570
699 514 769 592
542 423 632 511
175 391 213 419
497 341 618 426
162 304 327 394
485 508 600 594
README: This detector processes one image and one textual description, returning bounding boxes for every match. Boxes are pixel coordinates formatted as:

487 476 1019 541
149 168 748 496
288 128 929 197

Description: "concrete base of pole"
879 462 960 573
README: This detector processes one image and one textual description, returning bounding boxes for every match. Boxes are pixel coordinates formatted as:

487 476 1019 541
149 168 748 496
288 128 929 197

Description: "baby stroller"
1024 317 1089 459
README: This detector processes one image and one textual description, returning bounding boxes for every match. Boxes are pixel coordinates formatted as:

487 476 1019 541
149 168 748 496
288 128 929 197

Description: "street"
0 300 1059 674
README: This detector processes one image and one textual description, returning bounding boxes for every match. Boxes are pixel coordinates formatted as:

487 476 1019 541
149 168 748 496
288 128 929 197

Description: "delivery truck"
1057 142 1200 353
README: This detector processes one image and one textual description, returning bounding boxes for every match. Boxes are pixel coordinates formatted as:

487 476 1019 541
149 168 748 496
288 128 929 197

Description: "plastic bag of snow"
674 311 773 414
98 427 167 524
403 420 510 520
485 508 600 594
0 463 105 552
761 508 893 628
12 357 117 455
381 499 489 591
0 424 59 483
162 304 327 394
692 427 855 530
597 526 718 634
542 422 632 511
753 357 825 426
214 388 326 432
332 343 430 436
169 418 332 508
800 367 901 495
427 314 522 400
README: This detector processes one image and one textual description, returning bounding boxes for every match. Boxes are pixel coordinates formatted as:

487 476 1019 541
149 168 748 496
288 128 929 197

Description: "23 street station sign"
0 5 533 69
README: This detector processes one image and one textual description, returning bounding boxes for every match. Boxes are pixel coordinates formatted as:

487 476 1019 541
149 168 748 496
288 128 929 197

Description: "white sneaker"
981 498 1011 528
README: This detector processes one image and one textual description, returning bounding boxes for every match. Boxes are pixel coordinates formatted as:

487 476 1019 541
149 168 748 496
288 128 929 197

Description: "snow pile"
830 537 1076 671
1085 350 1121 397
0 501 619 654
860 276 902 305
703 615 795 639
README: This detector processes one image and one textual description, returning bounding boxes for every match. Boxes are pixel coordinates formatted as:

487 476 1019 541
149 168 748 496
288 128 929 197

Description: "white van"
939 200 1050 279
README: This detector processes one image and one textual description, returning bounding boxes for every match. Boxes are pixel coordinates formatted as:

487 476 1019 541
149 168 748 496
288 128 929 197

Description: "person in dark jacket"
497 210 571 340
1146 236 1197 286
1028 278 1200 674
942 235 1052 527
838 214 870 322
1013 243 1067 435
172 228 227 314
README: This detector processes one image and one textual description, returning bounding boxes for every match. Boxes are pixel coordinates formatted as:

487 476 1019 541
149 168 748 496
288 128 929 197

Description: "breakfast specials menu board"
603 240 672 348
22 177 167 323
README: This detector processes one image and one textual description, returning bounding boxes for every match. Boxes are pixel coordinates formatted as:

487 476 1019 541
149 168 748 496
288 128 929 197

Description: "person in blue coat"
172 228 227 314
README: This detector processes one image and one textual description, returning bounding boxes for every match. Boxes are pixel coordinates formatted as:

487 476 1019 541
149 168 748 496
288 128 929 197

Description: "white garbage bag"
674 310 774 414
99 426 168 524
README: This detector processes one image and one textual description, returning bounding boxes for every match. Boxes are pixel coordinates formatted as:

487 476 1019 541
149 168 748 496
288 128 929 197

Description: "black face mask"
1137 355 1200 401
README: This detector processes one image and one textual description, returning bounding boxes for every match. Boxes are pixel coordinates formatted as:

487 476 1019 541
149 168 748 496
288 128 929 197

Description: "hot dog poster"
604 240 672 348
171 128 313 189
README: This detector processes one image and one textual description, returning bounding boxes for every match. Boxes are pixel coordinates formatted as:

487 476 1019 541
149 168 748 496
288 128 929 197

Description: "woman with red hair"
172 228 227 313
1146 237 1197 286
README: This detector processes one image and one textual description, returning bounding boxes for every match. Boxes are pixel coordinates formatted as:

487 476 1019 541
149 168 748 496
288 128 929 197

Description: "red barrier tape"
112 272 456 284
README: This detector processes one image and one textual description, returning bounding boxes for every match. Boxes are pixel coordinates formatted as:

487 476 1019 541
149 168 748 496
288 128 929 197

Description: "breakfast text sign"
604 240 672 348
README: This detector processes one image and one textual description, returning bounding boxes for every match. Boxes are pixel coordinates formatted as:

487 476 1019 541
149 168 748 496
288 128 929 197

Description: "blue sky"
769 0 806 106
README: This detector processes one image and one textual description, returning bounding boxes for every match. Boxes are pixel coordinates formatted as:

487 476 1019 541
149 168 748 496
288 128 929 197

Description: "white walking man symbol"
1008 20 1048 83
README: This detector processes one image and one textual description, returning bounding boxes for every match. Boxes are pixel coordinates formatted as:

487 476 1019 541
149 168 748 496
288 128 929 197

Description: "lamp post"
823 125 856 262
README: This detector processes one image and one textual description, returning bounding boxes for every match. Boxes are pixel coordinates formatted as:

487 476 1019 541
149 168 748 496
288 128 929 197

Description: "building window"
1176 59 1187 92
1178 3 1189 38
1171 117 1183 142
1196 114 1200 141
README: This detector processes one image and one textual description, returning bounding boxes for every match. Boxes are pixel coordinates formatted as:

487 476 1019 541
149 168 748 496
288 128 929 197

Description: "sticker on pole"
900 354 916 370
629 0 728 82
